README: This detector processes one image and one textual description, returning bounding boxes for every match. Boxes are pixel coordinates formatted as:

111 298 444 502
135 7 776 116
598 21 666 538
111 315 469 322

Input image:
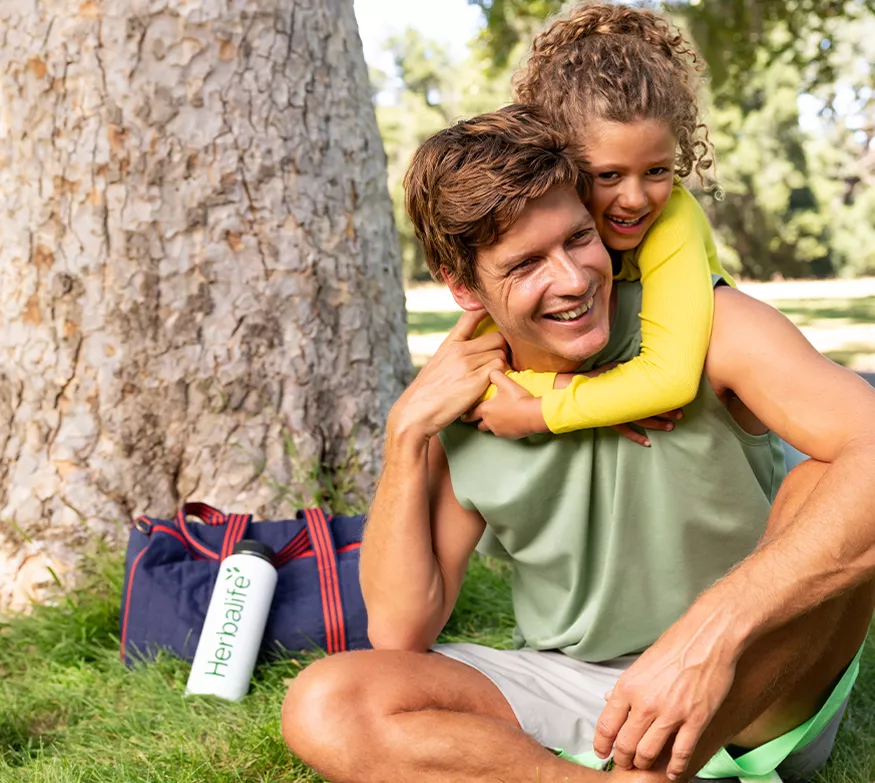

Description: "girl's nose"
616 179 648 212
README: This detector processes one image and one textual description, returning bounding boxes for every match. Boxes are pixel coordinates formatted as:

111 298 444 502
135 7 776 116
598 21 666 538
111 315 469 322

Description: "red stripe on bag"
308 509 345 653
120 545 151 662
288 542 360 560
306 508 339 654
183 502 225 525
316 510 347 652
274 529 310 566
221 513 244 561
176 509 219 561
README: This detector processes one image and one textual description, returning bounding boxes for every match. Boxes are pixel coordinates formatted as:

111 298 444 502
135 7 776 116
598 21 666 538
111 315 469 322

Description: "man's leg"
282 648 607 783
284 460 873 783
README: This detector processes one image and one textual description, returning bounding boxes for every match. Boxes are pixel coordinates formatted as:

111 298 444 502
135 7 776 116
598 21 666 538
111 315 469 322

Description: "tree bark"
0 0 412 612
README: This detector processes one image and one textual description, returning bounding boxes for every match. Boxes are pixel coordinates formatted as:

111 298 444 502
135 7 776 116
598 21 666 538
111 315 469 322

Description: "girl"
472 2 736 442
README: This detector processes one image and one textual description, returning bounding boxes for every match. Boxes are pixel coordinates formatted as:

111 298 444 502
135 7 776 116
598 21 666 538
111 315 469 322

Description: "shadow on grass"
0 714 62 767
773 297 875 327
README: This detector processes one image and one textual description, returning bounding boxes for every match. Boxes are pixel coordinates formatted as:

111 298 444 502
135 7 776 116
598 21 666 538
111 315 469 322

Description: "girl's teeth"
611 216 643 226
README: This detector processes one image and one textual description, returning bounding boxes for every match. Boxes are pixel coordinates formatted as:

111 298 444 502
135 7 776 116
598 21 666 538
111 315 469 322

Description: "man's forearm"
688 440 875 652
360 425 447 651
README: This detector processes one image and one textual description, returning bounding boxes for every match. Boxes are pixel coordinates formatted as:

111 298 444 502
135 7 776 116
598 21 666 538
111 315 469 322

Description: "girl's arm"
540 186 719 434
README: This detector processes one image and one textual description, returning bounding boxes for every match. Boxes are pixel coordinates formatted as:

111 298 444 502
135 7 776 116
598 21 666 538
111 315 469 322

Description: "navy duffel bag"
119 502 371 667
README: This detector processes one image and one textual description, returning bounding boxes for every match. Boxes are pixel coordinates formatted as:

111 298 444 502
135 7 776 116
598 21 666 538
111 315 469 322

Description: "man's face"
458 184 613 372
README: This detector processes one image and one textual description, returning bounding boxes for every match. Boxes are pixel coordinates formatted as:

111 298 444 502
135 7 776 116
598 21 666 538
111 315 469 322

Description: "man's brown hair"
513 2 713 183
404 104 590 290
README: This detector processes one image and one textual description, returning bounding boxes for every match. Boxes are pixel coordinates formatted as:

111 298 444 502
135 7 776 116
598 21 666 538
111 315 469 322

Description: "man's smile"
545 295 596 322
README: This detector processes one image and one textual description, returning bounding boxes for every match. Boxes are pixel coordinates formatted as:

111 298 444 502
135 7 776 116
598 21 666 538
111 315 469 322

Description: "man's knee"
282 653 368 763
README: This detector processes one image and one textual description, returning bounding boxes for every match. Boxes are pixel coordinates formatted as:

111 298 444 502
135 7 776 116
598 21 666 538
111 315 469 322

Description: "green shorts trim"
558 644 862 781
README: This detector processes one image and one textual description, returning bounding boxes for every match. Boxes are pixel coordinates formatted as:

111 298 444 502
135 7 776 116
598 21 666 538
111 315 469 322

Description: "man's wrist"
684 578 761 657
386 402 434 450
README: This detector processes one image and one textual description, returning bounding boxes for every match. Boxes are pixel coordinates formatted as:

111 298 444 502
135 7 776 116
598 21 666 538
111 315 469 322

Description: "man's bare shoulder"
706 285 875 460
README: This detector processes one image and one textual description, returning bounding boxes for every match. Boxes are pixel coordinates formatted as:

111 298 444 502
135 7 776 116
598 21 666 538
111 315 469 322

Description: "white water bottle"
186 540 277 702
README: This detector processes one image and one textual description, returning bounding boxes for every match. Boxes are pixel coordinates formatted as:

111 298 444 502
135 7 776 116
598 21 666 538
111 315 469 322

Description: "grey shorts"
433 643 848 782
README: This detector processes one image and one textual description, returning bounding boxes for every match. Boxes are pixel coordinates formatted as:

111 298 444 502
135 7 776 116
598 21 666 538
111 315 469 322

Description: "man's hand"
389 310 509 441
463 371 548 438
593 609 740 779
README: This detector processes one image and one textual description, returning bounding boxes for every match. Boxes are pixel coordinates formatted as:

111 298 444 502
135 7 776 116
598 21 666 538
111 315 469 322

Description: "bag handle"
175 503 252 562
302 508 348 654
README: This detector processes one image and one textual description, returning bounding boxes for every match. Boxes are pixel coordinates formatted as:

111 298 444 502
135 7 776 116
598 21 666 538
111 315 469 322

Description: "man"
282 106 875 782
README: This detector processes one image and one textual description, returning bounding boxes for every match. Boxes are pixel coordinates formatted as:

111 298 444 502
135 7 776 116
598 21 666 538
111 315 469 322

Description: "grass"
0 551 513 782
1 551 872 782
406 310 463 336
767 297 875 328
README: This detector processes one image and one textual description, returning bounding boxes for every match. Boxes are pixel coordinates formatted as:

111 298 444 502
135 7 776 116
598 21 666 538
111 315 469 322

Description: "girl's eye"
597 172 619 181
647 167 671 176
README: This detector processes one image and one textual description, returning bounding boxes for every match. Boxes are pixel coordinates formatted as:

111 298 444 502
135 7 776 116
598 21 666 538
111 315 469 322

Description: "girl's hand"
612 410 683 447
555 366 684 447
463 371 549 439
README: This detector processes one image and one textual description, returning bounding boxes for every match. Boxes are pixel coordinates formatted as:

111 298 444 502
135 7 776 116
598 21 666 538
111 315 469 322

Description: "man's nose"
616 179 648 212
551 252 590 296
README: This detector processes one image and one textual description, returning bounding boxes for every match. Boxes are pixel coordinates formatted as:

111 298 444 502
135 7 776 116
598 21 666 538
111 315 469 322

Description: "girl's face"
584 119 677 253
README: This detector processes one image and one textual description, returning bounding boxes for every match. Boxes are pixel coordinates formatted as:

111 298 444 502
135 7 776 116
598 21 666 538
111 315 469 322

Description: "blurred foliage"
372 1 875 281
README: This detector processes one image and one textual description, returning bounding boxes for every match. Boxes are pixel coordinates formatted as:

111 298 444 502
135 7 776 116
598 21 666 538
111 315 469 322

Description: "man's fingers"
447 309 489 342
633 722 677 771
666 723 701 780
488 369 517 389
611 714 654 770
592 699 629 759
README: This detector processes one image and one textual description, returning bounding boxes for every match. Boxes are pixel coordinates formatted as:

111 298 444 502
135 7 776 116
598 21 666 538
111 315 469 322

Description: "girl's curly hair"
513 2 715 184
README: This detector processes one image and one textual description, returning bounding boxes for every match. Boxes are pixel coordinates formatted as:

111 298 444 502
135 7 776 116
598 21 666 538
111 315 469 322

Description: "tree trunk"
0 0 412 612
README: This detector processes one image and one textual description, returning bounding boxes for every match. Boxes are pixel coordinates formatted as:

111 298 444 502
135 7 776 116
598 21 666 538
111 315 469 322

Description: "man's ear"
441 267 484 312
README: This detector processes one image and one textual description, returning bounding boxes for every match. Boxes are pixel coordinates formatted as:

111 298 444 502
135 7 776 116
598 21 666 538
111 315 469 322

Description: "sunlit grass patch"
769 297 875 328
0 549 515 782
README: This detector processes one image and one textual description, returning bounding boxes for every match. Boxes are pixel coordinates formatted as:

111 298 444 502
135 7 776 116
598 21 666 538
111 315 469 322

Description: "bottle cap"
233 539 276 562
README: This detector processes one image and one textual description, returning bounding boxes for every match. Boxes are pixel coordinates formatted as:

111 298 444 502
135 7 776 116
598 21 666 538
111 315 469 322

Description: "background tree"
368 0 875 281
0 0 411 612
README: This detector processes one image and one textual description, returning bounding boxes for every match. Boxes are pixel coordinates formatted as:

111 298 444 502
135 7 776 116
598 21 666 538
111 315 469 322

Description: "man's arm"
361 433 487 651
360 310 499 651
696 285 875 639
594 287 875 778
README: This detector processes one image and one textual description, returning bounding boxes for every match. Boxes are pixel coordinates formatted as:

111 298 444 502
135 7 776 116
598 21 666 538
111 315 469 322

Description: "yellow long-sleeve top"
485 184 736 434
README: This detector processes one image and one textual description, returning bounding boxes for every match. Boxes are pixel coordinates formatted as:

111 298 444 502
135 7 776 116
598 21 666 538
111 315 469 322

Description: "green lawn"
1 549 873 782
0 552 513 783
767 297 875 328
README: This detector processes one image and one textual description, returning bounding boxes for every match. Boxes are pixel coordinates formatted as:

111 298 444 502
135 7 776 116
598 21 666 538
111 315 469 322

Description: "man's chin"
547 330 611 368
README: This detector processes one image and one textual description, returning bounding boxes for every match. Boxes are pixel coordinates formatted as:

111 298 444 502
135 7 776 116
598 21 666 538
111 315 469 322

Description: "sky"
352 0 483 72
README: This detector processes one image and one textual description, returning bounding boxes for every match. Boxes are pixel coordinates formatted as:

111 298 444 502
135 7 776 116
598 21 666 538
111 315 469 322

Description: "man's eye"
569 230 591 242
514 257 537 272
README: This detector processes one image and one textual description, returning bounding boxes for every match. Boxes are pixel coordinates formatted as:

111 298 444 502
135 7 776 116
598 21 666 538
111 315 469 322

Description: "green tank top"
440 281 786 662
